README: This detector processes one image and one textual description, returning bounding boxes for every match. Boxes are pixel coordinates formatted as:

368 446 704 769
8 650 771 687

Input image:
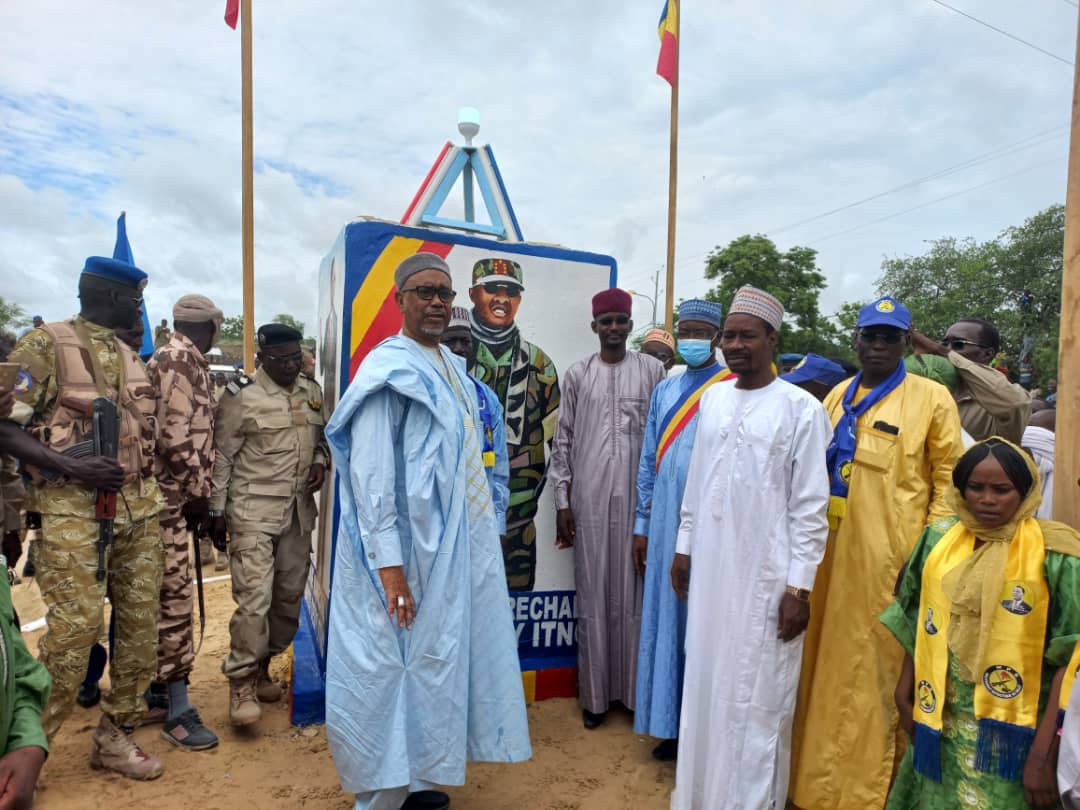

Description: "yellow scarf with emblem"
913 438 1080 782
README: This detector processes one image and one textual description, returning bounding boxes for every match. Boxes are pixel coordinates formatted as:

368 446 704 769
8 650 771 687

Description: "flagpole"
241 0 255 373
1054 10 1080 529
663 0 680 332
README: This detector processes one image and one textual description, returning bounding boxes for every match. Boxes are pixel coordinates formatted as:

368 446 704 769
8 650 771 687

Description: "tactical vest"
27 321 157 485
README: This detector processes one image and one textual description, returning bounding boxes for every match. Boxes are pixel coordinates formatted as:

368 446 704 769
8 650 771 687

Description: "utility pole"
652 268 661 327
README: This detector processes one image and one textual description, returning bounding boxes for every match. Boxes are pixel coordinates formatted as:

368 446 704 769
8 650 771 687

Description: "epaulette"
226 374 253 395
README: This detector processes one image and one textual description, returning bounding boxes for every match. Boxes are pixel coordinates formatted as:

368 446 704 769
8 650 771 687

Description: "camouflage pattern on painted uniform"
145 332 215 684
0 455 24 534
473 339 560 591
9 318 164 736
210 367 327 680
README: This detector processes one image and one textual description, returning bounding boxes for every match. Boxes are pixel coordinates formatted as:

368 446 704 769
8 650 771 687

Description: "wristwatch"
208 510 224 518
785 585 811 602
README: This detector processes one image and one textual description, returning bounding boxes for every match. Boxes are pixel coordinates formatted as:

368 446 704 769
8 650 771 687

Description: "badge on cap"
876 299 895 313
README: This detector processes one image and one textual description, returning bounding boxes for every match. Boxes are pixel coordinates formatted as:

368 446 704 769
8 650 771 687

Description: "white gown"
671 378 831 810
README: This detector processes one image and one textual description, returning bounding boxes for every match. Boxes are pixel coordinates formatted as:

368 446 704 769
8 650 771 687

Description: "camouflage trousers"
503 499 539 593
222 510 310 680
156 505 195 683
37 512 164 737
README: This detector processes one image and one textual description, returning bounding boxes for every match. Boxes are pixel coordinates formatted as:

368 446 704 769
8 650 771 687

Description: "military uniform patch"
226 374 252 396
917 680 936 713
13 370 31 395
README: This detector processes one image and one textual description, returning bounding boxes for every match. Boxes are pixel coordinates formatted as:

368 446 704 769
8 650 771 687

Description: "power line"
803 158 1062 244
765 125 1067 236
929 0 1074 66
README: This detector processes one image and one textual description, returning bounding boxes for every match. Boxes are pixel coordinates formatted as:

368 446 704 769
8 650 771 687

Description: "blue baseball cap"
857 296 911 330
782 353 848 387
82 256 148 290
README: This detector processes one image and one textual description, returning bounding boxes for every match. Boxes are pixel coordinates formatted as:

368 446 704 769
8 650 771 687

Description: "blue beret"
782 353 848 387
678 298 722 328
82 256 148 290
857 296 911 330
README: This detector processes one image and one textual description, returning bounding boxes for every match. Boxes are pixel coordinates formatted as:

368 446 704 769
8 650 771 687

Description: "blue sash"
825 362 906 522
470 376 497 467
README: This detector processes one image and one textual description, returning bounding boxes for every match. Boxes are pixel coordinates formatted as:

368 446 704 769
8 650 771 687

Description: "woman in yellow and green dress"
882 436 1080 809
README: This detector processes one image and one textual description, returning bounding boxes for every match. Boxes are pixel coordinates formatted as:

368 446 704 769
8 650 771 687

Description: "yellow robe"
790 373 963 810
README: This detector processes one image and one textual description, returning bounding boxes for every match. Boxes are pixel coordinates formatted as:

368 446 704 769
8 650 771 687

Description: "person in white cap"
668 287 831 809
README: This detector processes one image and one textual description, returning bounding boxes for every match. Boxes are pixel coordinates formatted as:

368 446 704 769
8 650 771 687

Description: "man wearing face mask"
631 299 733 761
209 323 328 729
549 288 665 730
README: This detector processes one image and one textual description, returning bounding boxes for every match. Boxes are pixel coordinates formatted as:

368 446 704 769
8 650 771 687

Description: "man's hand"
0 387 13 420
777 592 810 641
0 745 46 810
555 508 576 549
909 327 947 358
631 534 648 577
61 457 124 491
304 462 326 495
1023 743 1061 809
378 565 415 629
670 553 690 601
182 497 209 535
1 531 21 568
209 515 228 552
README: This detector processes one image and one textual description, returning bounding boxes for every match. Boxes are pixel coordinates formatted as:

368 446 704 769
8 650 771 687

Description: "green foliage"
703 235 847 356
219 316 245 342
0 297 29 334
875 204 1063 382
272 313 305 335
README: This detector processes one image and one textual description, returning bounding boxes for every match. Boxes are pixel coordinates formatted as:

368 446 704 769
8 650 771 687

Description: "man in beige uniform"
209 323 328 727
911 316 1030 444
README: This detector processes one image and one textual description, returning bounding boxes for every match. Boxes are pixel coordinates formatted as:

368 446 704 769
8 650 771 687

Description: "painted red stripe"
401 142 452 223
533 667 577 701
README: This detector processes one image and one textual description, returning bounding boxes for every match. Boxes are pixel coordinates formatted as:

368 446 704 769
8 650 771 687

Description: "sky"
1 0 1076 334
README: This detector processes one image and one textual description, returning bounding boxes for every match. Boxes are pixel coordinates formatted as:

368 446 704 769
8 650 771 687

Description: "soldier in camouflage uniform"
209 323 328 728
141 294 224 750
7 256 166 780
469 259 560 591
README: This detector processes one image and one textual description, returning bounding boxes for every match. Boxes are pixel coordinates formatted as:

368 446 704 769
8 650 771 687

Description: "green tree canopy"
219 316 245 342
0 297 28 334
703 234 845 355
272 313 305 335
875 204 1063 381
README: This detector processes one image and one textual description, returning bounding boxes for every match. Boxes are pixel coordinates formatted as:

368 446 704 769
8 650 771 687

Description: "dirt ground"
12 567 676 810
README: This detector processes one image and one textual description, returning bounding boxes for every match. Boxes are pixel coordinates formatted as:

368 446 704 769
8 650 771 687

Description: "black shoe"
21 556 34 579
652 738 678 761
582 709 607 729
401 790 450 810
76 682 101 709
161 708 220 751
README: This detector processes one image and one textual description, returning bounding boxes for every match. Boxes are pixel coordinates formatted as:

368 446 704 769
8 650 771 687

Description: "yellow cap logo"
876 299 895 313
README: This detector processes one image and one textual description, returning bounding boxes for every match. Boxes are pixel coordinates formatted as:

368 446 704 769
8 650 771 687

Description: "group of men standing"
1 254 329 784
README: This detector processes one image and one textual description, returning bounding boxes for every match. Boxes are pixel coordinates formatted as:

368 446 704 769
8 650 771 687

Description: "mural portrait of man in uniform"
469 258 560 592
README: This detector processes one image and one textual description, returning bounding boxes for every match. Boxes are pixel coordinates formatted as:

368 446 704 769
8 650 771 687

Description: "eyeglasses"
262 351 303 364
596 315 631 326
857 329 905 345
482 282 521 297
401 285 456 303
941 338 988 352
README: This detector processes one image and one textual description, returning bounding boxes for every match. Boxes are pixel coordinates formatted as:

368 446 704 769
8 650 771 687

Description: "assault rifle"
90 398 120 581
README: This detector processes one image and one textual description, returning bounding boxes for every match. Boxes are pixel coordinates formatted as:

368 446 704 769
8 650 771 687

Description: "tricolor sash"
913 518 1049 782
655 364 733 471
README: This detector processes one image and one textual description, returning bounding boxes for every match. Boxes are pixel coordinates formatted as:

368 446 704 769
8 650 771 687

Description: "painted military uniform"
145 331 215 685
470 259 560 592
9 316 164 738
211 366 328 681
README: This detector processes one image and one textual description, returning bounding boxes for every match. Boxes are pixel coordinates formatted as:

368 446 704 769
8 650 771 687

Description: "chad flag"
656 0 678 85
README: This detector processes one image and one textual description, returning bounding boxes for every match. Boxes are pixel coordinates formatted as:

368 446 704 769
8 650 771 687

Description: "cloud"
0 0 1074 337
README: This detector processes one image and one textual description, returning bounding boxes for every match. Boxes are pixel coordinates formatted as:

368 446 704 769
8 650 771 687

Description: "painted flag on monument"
656 0 678 85
225 0 239 29
113 212 155 361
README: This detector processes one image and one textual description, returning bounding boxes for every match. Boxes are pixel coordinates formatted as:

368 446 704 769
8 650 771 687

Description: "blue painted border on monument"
291 597 326 726
483 146 524 241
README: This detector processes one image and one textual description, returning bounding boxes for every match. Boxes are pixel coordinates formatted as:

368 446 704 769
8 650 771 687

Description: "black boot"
76 682 101 708
401 790 450 809
582 709 607 729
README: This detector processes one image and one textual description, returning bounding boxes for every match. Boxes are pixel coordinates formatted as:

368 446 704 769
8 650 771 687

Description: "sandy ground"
11 563 676 810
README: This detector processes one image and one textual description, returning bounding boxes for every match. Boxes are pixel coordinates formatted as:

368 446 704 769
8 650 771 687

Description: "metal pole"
241 0 255 374
662 0 680 332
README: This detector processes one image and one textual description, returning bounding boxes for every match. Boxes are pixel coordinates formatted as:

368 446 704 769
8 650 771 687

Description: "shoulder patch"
226 374 252 395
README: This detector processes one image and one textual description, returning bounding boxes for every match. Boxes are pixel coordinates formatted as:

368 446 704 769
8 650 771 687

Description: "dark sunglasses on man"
857 329 905 345
596 315 631 326
941 337 987 352
482 282 521 298
401 285 456 303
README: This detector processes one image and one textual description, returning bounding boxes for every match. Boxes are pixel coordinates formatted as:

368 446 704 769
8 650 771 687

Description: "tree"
876 204 1063 382
219 316 245 342
0 297 28 334
272 313 305 335
703 235 846 356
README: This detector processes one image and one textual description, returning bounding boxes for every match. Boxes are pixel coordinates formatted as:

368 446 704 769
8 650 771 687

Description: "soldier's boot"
89 715 164 780
139 681 168 726
229 676 261 726
255 660 283 703
215 549 229 572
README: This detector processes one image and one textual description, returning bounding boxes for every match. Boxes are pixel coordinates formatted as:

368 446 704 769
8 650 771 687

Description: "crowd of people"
0 247 1074 810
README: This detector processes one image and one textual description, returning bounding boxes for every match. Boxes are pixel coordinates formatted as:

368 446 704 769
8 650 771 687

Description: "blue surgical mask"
677 339 714 367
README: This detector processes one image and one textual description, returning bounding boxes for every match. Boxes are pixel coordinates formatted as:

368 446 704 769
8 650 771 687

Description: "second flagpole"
663 0 680 332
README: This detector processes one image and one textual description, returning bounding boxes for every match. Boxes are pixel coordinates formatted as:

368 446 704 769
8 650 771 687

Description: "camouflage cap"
471 258 524 290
